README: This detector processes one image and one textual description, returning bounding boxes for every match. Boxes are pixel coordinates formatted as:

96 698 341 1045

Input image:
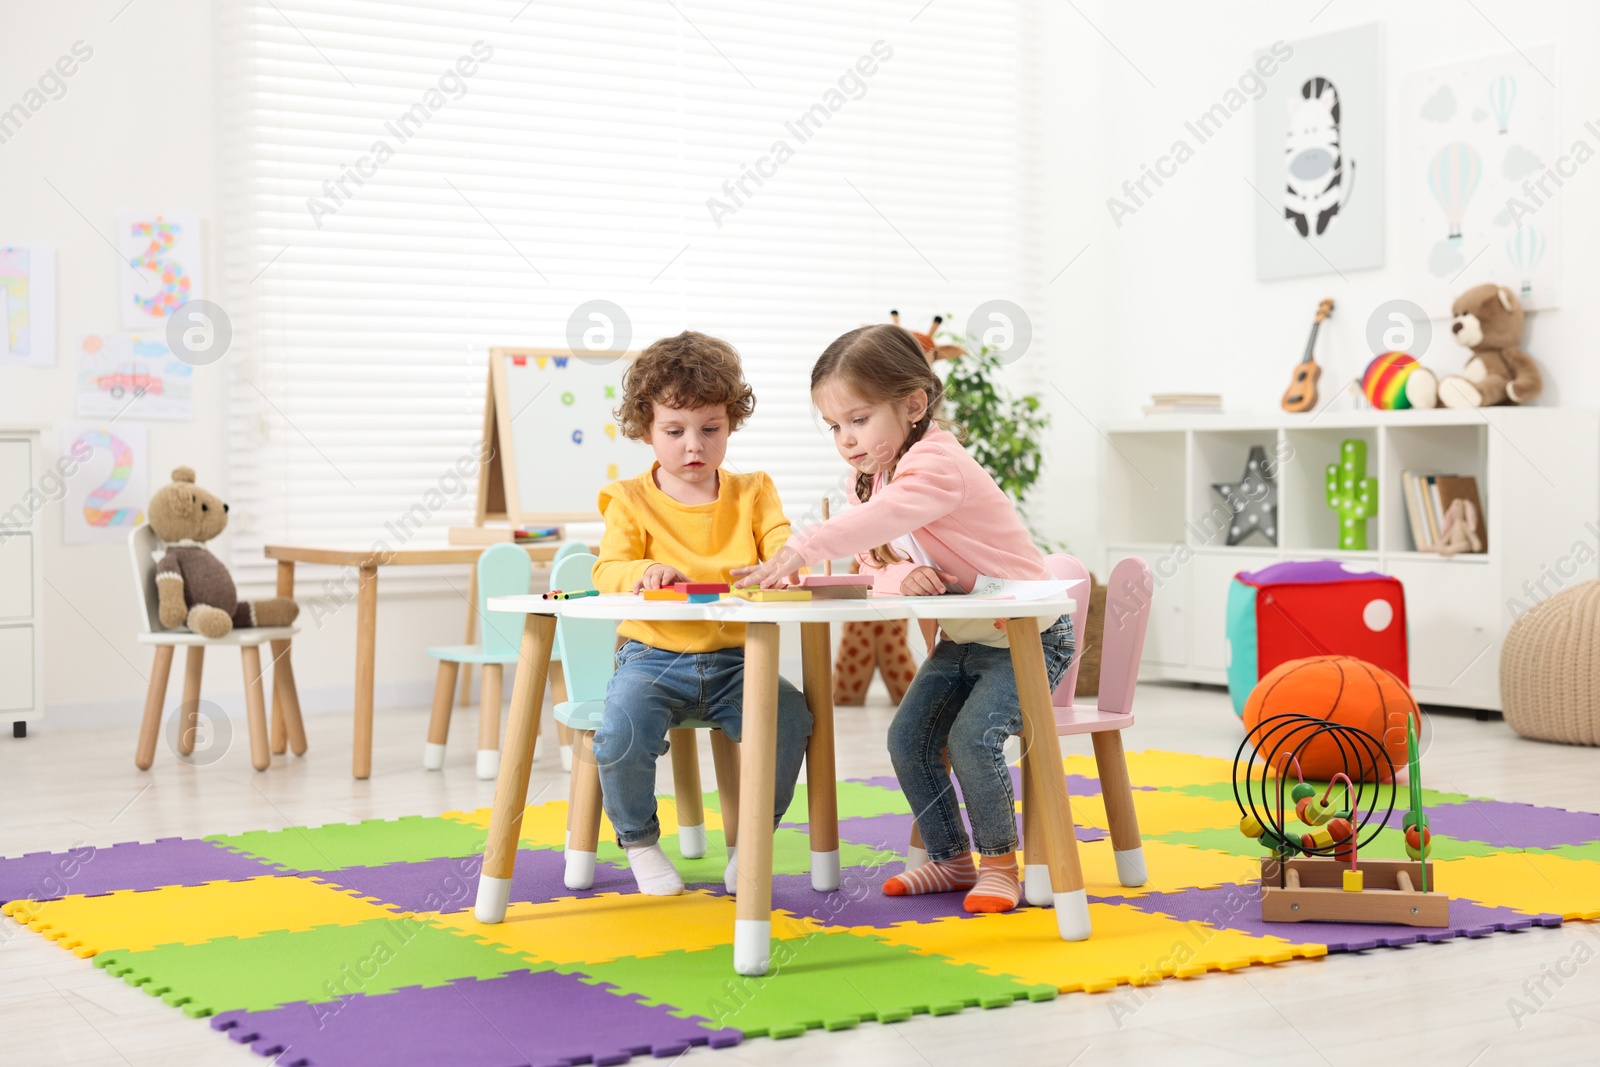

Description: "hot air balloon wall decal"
1506 225 1546 297
1404 45 1561 312
1253 23 1385 281
1428 142 1481 244
1488 74 1517 134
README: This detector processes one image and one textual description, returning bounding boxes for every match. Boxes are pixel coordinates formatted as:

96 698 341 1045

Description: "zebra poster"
1253 23 1385 281
1403 46 1561 314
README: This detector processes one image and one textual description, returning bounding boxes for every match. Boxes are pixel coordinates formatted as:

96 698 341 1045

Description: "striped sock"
963 853 1021 913
883 855 977 896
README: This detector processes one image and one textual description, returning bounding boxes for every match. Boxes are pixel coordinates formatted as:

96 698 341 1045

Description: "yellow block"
1017 839 1259 899
1 876 400 957
1069 791 1241 837
726 587 811 602
1431 853 1600 921
1343 868 1364 892
858 903 1323 993
425 889 828 966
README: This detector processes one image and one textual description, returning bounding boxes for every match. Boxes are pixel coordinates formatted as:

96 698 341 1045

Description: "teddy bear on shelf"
149 467 298 638
1405 283 1544 409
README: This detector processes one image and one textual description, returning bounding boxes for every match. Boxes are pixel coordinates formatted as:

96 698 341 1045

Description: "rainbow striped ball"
1362 352 1416 410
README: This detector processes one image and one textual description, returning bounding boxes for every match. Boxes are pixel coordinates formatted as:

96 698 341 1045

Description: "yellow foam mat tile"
0 876 403 957
441 802 723 851
1431 853 1600 921
1065 791 1242 837
1022 839 1259 899
422 889 827 966
857 902 1322 992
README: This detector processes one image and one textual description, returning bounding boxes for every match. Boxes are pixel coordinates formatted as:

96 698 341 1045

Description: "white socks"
624 843 684 896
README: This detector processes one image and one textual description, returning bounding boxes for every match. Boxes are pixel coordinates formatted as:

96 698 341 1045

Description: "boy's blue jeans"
595 639 814 849
887 614 1075 862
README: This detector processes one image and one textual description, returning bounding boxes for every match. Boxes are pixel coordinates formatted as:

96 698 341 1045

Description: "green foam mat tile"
702 781 912 821
1160 778 1483 811
91 917 542 1017
206 816 489 871
565 929 1053 1038
595 828 895 884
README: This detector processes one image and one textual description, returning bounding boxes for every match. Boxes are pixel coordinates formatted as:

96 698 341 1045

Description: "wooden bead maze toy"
1233 713 1447 927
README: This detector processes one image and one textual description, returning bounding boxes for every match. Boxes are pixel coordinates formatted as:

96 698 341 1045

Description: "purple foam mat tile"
782 809 1105 849
302 850 635 915
705 864 983 927
0 838 285 904
1380 800 1600 850
1100 883 1563 952
209 969 739 1067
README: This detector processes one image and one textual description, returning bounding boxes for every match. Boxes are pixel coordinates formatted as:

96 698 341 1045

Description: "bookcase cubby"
1102 408 1599 711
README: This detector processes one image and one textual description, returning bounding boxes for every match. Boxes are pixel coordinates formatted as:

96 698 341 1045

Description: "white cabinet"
1101 409 1600 711
0 430 43 737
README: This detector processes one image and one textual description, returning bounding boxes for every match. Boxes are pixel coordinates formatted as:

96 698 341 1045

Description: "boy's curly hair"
614 330 756 439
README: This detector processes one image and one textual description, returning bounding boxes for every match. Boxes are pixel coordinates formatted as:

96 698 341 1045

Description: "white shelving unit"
0 428 45 737
1101 408 1600 711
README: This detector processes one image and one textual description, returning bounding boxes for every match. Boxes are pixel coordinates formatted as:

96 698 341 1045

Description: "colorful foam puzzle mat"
2 751 1595 1067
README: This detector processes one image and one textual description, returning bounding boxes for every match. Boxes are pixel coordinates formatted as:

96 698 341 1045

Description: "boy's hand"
635 563 690 592
730 546 804 589
899 566 960 597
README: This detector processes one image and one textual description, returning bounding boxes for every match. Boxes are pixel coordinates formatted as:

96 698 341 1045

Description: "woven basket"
1500 579 1600 746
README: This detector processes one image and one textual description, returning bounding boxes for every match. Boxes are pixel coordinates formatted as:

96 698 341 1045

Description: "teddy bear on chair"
149 467 298 638
1405 283 1544 409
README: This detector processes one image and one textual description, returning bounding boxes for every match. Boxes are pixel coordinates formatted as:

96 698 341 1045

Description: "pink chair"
1015 554 1151 904
903 555 1151 904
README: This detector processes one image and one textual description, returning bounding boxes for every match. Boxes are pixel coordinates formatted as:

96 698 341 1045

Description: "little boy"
593 330 813 896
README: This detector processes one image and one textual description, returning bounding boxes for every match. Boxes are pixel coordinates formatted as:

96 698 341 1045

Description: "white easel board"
478 347 653 526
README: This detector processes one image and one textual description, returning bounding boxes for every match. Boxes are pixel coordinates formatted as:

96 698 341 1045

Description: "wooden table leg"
734 621 780 976
475 613 557 923
800 622 840 891
1008 617 1091 941
550 661 574 772
270 561 294 754
352 564 378 779
241 645 272 772
459 565 478 707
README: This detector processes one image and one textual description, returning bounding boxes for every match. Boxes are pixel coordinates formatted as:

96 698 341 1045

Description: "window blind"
216 0 1039 592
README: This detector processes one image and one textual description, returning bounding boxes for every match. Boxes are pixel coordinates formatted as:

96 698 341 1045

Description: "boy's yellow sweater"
594 464 792 653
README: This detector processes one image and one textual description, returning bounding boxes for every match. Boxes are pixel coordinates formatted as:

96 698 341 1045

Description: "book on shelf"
1143 392 1222 415
1399 472 1486 553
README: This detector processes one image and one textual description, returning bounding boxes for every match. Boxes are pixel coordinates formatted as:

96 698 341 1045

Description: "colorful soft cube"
1225 559 1408 715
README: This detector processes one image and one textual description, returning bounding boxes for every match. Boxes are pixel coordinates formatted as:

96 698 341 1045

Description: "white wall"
1034 0 1600 572
0 1 472 725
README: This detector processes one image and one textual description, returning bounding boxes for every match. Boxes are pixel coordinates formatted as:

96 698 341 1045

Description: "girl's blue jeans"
595 639 814 849
887 614 1075 861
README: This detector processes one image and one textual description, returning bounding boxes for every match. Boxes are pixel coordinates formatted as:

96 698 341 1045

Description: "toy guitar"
1281 298 1334 413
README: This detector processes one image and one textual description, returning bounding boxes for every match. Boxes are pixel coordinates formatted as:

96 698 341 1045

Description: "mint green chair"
553 551 742 891
424 541 585 778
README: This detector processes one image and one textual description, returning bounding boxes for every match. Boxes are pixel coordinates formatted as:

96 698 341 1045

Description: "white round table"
474 590 1086 977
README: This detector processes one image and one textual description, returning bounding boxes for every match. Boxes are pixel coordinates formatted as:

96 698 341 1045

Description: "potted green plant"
937 325 1055 547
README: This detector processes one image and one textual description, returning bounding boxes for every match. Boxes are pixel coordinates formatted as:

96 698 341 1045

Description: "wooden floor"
2 682 1598 1065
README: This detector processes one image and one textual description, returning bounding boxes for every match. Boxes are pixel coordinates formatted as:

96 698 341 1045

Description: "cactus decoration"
1326 439 1377 550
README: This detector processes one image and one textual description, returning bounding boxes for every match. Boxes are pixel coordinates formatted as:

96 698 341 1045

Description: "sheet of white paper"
965 575 1082 600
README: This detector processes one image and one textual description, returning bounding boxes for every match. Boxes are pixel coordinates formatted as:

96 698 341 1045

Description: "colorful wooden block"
642 589 688 601
1225 560 1408 716
726 588 812 602
673 582 730 595
686 593 722 604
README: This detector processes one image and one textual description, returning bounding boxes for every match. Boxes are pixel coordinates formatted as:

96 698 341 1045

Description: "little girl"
733 324 1073 913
